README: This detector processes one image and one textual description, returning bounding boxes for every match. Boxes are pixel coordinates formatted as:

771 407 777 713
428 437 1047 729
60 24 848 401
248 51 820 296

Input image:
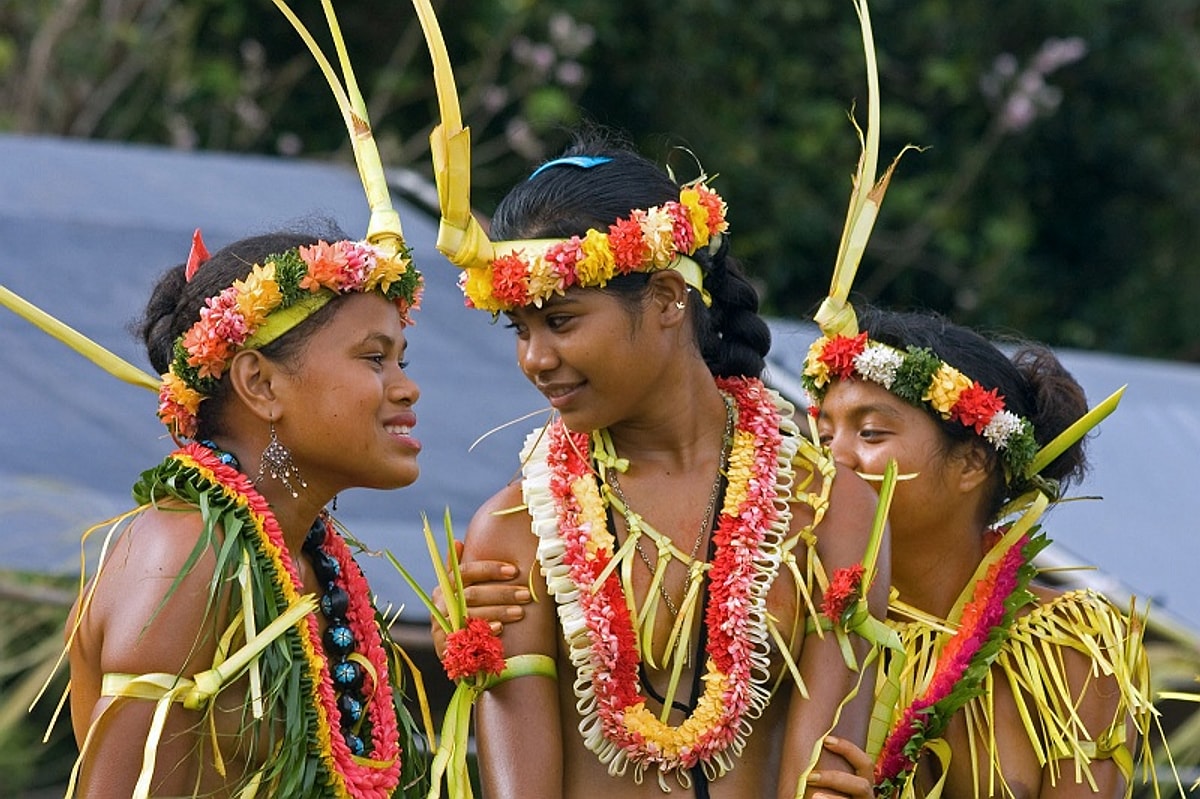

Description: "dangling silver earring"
256 421 307 498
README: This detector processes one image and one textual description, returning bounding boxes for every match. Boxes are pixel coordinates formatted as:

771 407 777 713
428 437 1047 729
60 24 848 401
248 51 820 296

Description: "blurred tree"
2 0 1198 361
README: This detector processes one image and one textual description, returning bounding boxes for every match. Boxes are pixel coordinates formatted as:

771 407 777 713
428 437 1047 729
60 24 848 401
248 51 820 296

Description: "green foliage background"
3 0 1198 362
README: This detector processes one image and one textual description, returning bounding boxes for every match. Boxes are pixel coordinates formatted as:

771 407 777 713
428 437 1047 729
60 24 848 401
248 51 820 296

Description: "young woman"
804 307 1153 798
440 135 887 799
62 228 429 797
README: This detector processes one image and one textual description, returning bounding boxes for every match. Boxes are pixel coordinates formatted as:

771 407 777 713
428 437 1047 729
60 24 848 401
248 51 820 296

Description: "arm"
1036 648 1130 798
779 463 890 799
69 507 229 796
463 483 564 797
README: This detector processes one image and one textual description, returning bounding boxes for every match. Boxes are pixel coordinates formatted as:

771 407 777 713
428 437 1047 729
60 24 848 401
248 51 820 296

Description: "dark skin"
68 294 421 795
440 273 886 798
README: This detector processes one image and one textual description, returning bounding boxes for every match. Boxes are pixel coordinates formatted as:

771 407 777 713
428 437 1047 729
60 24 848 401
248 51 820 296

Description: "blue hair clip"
528 155 613 181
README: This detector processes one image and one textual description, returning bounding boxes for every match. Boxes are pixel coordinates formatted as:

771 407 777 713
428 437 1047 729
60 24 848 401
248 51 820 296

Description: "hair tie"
528 155 613 181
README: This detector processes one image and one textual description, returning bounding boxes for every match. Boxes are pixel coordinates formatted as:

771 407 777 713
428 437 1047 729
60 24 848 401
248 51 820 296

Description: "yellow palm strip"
814 0 918 339
271 0 403 253
0 286 159 392
1026 385 1124 479
410 0 494 269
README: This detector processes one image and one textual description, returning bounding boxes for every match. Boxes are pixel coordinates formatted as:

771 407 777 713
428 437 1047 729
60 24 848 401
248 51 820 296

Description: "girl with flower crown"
801 306 1156 798
57 227 429 798
438 132 889 799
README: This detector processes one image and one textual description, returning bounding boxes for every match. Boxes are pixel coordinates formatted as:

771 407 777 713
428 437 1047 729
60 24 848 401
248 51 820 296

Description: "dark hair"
137 223 350 438
491 129 771 379
855 306 1090 518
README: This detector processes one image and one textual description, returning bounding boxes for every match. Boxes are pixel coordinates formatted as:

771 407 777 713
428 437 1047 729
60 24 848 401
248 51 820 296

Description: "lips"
383 412 421 451
537 381 584 408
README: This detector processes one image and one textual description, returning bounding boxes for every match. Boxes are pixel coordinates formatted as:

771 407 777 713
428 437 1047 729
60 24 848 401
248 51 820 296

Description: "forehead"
818 379 912 418
325 293 407 338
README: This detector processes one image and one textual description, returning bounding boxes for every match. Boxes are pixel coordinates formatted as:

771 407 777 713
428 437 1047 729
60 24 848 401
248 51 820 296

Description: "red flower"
490 253 531 307
822 564 865 623
441 617 506 682
608 216 648 273
818 333 869 380
950 382 1006 433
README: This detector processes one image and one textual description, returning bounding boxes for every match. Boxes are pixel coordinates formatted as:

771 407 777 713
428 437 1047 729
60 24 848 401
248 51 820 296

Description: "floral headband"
802 332 1039 481
408 4 726 314
458 176 728 313
158 236 422 439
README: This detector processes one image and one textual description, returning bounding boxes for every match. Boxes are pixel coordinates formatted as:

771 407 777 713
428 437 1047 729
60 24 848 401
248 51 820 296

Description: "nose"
388 365 420 405
518 330 557 381
824 428 858 471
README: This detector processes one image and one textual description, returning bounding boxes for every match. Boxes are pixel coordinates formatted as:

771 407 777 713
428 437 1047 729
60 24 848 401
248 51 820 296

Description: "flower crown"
158 238 422 439
458 178 728 313
802 332 1039 481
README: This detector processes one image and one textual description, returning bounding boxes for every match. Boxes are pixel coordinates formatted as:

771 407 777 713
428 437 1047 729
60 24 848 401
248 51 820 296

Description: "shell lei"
521 376 799 785
155 444 402 798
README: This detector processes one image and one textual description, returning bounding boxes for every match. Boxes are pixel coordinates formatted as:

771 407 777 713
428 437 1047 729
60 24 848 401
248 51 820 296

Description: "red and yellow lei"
521 377 798 785
173 443 402 798
873 531 1043 796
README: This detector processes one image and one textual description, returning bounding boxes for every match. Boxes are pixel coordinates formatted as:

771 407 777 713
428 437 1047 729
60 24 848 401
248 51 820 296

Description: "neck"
891 524 988 619
604 369 732 472
201 436 332 553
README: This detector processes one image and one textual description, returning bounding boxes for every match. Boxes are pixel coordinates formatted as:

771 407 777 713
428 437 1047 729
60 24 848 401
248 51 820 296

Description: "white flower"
854 343 904 388
982 410 1024 449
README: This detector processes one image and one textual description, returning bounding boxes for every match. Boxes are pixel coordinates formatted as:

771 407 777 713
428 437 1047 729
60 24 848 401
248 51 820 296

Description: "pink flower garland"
873 535 1030 795
178 443 401 799
541 377 785 775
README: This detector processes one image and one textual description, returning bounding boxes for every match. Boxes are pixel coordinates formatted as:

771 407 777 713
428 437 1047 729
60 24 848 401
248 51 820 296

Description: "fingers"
807 769 873 799
822 735 874 778
457 559 519 588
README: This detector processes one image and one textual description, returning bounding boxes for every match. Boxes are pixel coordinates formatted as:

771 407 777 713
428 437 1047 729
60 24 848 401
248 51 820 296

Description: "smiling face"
816 378 987 547
503 286 674 433
272 292 421 495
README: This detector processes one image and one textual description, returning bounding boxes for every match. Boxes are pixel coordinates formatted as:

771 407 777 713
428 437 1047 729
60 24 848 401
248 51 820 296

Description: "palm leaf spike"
0 285 159 392
271 0 404 255
1026 385 1125 479
410 0 495 269
815 0 917 340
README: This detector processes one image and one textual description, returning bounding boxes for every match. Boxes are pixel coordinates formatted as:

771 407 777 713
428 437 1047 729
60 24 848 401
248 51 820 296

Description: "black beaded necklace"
303 518 374 756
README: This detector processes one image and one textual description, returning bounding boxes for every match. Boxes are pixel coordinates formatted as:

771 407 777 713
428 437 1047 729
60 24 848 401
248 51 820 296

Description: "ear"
227 349 281 423
952 440 992 495
646 270 690 327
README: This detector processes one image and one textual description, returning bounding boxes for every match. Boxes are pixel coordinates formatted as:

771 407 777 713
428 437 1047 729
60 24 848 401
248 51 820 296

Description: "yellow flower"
620 669 728 757
803 337 832 388
722 430 755 513
573 477 614 557
233 263 282 328
639 206 677 267
576 229 616 286
366 251 410 293
680 188 711 248
923 363 972 417
463 266 501 312
526 254 562 303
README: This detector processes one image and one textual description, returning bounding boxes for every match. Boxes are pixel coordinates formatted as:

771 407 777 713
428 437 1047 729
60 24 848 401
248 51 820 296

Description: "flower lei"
168 442 402 798
459 179 728 313
159 238 422 439
873 531 1045 797
522 376 796 785
802 332 1039 482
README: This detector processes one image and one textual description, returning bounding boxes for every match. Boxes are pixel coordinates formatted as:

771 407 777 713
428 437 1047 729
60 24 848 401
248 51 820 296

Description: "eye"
398 359 410 370
545 313 573 331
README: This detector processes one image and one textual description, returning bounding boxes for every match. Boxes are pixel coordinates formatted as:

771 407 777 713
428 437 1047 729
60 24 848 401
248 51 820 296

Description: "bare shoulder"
463 479 536 565
82 504 228 678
